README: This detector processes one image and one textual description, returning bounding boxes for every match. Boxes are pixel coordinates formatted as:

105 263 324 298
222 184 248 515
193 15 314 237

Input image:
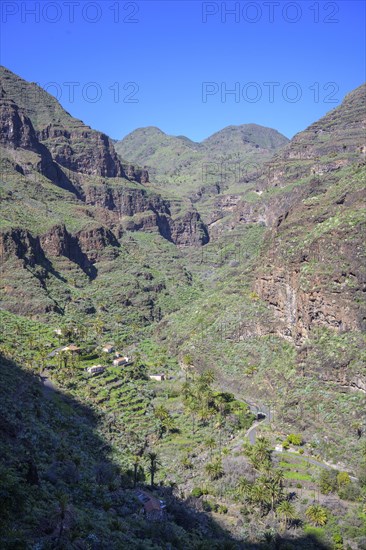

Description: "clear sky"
1 0 365 141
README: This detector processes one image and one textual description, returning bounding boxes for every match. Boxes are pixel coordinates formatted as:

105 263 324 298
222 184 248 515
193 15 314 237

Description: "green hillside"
0 67 365 550
115 124 289 202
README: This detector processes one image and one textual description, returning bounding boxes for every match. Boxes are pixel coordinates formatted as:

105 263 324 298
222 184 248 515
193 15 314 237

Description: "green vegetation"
0 69 365 549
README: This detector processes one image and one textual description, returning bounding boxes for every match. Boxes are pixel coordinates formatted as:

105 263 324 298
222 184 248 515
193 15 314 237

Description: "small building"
102 344 114 353
113 356 130 367
135 490 166 521
63 344 81 354
149 374 165 382
87 365 105 374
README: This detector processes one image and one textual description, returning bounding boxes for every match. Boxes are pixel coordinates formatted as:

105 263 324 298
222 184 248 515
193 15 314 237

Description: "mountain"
114 124 289 214
1 67 365 550
237 85 366 343
0 66 210 317
0 65 208 246
150 84 366 470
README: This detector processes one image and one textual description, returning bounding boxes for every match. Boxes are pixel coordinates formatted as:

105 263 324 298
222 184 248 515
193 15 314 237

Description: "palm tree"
237 477 253 501
154 405 174 438
132 455 141 488
215 394 230 448
305 504 328 526
205 458 224 481
147 452 159 488
182 380 191 399
205 437 216 459
260 469 284 512
182 354 193 380
276 500 296 531
198 369 215 388
250 482 270 511
52 492 73 547
58 350 68 369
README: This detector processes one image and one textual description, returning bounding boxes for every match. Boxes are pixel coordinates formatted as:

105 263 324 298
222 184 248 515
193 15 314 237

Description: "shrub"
338 481 361 501
319 470 337 495
287 434 303 446
337 471 351 488
218 504 228 514
191 487 203 498
202 500 212 512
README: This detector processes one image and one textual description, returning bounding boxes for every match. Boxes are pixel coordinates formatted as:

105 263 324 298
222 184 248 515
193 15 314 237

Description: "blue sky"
1 0 365 141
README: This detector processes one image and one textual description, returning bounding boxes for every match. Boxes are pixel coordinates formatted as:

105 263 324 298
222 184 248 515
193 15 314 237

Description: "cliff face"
253 171 366 344
0 93 40 152
38 123 127 178
0 228 46 267
168 211 210 246
0 66 208 248
83 186 208 245
84 185 170 216
0 223 120 284
254 84 366 192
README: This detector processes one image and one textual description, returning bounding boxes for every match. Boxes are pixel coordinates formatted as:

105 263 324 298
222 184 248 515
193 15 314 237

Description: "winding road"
241 399 357 478
245 401 272 444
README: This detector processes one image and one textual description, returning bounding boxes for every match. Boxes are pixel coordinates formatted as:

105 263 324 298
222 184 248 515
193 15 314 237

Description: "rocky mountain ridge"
0 66 209 250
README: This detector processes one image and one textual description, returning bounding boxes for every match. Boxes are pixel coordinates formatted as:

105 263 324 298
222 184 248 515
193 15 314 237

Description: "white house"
149 374 165 381
102 344 114 353
87 365 105 374
113 356 130 367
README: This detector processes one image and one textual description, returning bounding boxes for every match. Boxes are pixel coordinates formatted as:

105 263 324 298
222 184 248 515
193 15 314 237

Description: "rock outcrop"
168 211 209 246
254 182 366 344
0 228 46 267
0 66 208 247
84 185 169 217
38 123 127 178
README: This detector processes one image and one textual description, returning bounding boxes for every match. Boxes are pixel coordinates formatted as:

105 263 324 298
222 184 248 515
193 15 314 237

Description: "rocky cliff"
0 66 208 248
249 85 366 344
0 223 120 280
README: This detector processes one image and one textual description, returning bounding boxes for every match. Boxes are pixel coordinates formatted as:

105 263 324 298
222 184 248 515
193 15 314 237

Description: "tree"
182 354 193 380
205 437 216 459
58 350 68 369
287 433 303 446
244 436 272 472
250 482 271 512
205 458 224 481
147 452 159 488
305 504 328 526
276 500 296 531
337 471 351 489
319 469 337 495
52 492 73 547
259 469 284 512
132 455 141 488
154 405 175 438
237 477 253 501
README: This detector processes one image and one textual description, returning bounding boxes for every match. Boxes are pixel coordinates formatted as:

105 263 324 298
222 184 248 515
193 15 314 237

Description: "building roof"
65 344 81 352
135 490 165 513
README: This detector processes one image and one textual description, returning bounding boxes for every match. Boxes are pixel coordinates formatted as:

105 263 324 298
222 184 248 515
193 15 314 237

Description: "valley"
0 65 365 549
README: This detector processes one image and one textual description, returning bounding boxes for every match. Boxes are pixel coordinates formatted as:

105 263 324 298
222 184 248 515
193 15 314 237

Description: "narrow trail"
234 397 358 479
